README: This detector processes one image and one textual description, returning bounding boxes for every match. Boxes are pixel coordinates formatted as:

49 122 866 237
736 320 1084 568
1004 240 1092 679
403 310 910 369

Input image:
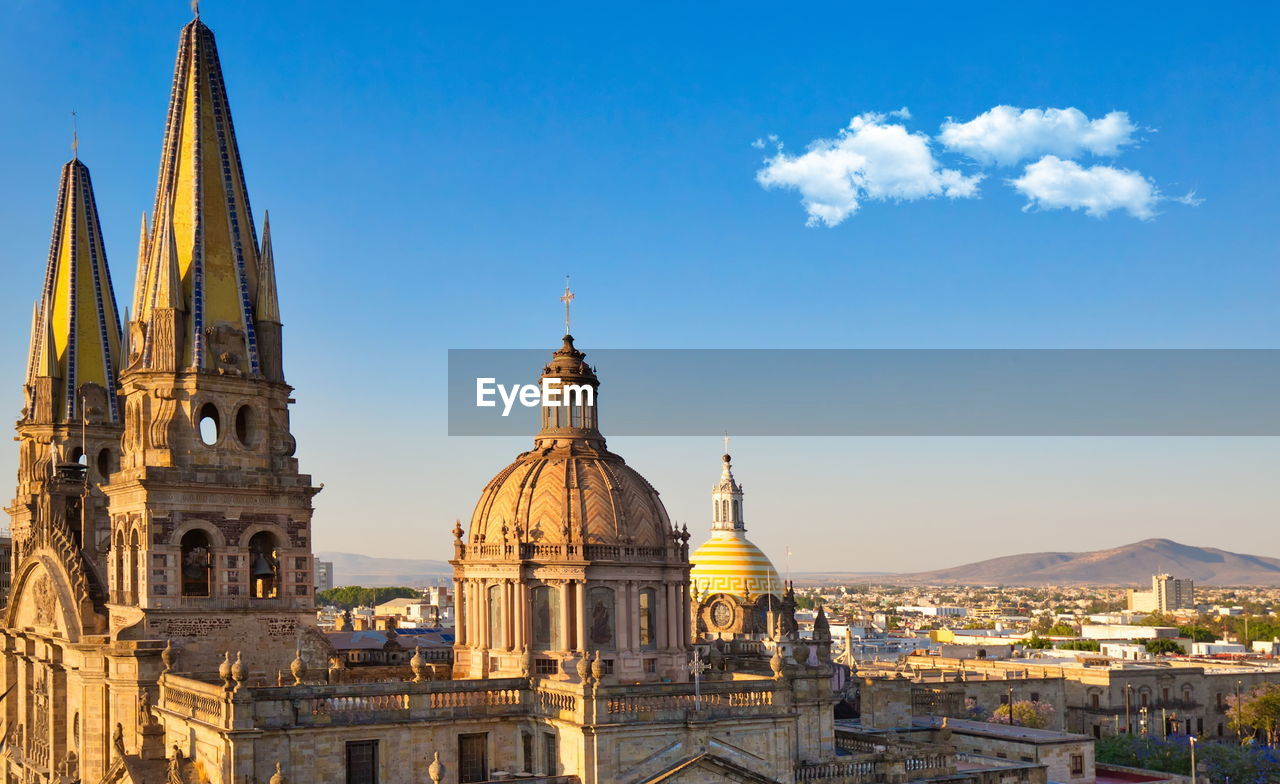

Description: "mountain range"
320 539 1280 588
798 539 1280 586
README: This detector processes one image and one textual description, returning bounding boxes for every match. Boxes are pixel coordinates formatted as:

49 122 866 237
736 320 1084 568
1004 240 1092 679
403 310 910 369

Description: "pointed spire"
130 212 150 319
24 300 41 390
134 16 264 375
25 159 123 423
255 210 280 323
152 198 184 312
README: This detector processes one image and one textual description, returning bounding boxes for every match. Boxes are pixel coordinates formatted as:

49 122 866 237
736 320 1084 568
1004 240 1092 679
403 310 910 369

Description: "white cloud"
756 111 983 226
1010 155 1158 219
939 106 1138 167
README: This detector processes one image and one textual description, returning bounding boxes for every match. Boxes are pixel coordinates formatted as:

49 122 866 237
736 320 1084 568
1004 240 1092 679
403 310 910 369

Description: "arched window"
587 587 615 648
180 530 212 597
532 586 560 650
639 588 657 649
114 531 125 602
128 529 141 603
488 584 504 648
197 403 220 445
248 531 280 599
732 500 740 522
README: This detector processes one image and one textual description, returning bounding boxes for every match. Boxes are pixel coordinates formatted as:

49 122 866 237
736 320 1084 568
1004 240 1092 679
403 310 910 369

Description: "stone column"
617 581 630 651
666 583 678 650
575 581 587 652
558 582 572 652
660 581 670 648
506 580 516 651
679 583 691 648
454 578 466 646
517 581 530 653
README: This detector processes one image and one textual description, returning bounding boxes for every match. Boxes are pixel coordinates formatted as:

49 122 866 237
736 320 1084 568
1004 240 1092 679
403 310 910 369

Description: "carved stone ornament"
290 648 306 685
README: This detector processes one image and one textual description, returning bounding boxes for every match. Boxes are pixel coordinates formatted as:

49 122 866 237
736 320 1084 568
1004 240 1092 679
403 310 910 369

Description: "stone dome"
690 530 782 601
469 451 671 548
466 335 673 549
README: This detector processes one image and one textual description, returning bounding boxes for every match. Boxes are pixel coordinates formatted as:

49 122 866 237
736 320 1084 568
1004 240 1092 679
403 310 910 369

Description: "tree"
1056 640 1101 652
989 700 1055 729
1177 625 1215 643
316 585 419 609
1143 638 1185 656
1024 634 1053 650
1227 683 1280 746
1042 623 1076 637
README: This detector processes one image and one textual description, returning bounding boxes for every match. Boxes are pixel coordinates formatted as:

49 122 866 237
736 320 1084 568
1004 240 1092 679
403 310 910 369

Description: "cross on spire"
560 275 575 336
723 432 730 455
71 111 78 160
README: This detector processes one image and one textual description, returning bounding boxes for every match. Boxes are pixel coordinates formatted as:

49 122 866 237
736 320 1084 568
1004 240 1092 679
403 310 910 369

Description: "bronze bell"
251 552 275 580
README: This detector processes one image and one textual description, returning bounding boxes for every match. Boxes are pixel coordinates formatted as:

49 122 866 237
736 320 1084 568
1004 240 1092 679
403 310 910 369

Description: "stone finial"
576 653 591 684
231 651 246 688
590 650 604 682
291 648 306 685
452 520 464 541
770 646 785 679
218 651 233 687
269 761 286 784
428 751 445 784
160 639 175 673
410 644 427 683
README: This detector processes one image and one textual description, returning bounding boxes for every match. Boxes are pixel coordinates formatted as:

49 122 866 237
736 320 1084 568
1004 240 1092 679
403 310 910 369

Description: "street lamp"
1139 706 1148 736
1124 684 1132 734
1007 686 1015 725
1189 736 1197 784
1235 679 1243 744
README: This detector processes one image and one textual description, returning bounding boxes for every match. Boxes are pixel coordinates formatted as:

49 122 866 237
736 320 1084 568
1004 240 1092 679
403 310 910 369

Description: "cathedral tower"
2 155 125 784
103 15 318 675
452 332 693 683
7 155 124 634
689 448 782 641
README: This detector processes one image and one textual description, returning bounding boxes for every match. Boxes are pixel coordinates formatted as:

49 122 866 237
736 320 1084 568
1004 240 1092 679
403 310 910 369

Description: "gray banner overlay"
447 349 1280 436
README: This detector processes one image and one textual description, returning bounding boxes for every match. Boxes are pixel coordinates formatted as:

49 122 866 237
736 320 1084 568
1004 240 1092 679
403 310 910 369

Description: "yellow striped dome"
690 530 782 601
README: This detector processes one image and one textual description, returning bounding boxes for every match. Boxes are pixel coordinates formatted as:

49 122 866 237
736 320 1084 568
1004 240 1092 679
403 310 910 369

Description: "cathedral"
0 11 860 784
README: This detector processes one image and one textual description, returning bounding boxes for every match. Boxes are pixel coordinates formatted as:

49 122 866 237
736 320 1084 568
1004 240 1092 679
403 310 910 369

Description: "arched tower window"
639 588 657 650
487 584 504 649
128 529 140 603
180 530 212 597
532 586 560 650
732 500 740 523
248 531 280 598
587 587 615 648
114 530 125 602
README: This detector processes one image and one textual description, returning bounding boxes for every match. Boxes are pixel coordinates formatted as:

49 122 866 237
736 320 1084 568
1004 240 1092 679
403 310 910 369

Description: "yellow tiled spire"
133 17 265 375
25 159 124 423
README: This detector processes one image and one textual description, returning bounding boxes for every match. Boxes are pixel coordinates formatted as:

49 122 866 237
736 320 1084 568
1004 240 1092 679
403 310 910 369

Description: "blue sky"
1 2 1277 572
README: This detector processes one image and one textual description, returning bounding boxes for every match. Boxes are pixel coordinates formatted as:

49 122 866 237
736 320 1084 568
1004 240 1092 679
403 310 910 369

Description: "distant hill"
316 552 452 588
322 539 1280 588
797 539 1280 587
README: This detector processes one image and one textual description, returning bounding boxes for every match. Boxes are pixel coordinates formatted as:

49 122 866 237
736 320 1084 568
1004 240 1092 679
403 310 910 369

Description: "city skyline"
2 2 1277 572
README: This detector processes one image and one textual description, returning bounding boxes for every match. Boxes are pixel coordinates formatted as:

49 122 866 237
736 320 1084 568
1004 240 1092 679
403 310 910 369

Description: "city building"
314 558 334 592
1127 574 1195 613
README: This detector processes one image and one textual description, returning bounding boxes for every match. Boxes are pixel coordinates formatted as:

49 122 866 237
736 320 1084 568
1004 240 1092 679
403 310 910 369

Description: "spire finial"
723 432 730 456
71 111 78 160
192 0 200 18
560 275 575 336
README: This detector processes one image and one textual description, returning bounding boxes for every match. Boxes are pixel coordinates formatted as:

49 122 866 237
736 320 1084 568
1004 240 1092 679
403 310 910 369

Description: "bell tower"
102 16 319 676
7 155 124 630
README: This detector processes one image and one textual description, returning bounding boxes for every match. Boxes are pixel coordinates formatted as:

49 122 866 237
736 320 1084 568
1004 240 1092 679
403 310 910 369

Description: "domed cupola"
690 447 782 641
452 312 693 684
